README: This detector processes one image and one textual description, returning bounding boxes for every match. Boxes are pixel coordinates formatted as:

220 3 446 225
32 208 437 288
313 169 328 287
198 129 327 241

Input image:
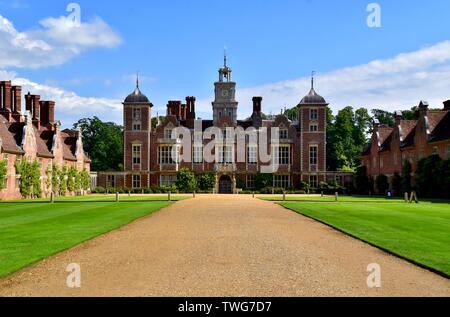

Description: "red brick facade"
98 66 352 193
362 100 450 193
0 80 91 200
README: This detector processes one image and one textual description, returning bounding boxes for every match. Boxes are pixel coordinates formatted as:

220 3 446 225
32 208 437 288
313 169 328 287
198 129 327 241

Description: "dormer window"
164 128 173 139
279 129 288 140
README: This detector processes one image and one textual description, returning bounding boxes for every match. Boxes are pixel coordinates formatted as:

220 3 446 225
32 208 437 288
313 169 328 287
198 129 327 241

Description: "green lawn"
278 200 450 277
0 199 175 278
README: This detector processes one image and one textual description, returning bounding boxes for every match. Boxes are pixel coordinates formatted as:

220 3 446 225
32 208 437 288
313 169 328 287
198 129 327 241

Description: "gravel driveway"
0 195 449 296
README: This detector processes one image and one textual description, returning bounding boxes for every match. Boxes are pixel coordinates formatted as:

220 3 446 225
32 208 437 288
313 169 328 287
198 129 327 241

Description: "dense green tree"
375 174 389 194
401 160 412 195
80 169 91 191
354 166 370 194
371 109 394 128
415 155 443 197
331 106 368 170
151 116 166 129
15 159 42 198
176 168 197 193
254 173 272 190
391 173 402 196
73 117 123 171
198 173 215 191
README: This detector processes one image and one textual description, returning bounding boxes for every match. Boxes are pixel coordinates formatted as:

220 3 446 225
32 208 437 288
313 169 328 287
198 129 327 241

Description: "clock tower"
212 50 238 125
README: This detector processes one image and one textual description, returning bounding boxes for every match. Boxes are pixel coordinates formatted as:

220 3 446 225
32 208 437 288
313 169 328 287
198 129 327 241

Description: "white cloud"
195 41 450 118
0 13 121 69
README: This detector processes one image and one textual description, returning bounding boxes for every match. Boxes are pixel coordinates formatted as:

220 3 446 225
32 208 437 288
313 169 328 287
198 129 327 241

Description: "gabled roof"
0 121 24 154
427 111 447 133
35 128 54 158
60 131 78 161
429 111 450 143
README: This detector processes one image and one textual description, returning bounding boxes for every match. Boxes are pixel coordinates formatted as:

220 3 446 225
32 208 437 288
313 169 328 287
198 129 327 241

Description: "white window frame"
309 124 318 132
273 175 291 189
246 175 255 189
309 175 318 188
160 175 177 187
132 174 141 189
310 109 319 121
247 145 258 164
309 146 318 166
132 144 141 165
159 146 176 165
193 145 203 164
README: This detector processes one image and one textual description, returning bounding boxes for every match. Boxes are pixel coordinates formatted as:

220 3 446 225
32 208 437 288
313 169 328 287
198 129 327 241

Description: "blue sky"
1 0 450 126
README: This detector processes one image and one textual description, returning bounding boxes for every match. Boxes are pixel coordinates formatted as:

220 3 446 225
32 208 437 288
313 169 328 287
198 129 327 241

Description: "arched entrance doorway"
218 175 233 194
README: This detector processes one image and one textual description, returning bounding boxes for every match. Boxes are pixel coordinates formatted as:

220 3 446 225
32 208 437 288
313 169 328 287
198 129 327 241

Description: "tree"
401 160 412 195
415 155 442 197
15 159 42 198
391 173 402 196
80 169 90 191
375 174 389 194
329 107 367 170
254 173 272 190
152 116 166 129
60 166 68 196
198 173 215 191
0 159 7 191
67 166 77 193
354 166 370 194
176 168 197 192
73 117 123 171
51 164 61 195
371 109 394 129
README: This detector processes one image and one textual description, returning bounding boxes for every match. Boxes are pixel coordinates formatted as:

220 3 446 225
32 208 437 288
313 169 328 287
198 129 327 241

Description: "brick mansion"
0 81 91 200
362 100 450 192
97 58 352 193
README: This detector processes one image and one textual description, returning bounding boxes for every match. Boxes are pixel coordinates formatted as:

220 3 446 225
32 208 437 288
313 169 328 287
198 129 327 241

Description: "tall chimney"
181 104 187 120
48 101 55 123
40 101 49 126
418 100 429 117
0 81 12 111
25 92 32 113
11 86 22 113
252 97 262 113
11 86 22 122
32 95 40 120
393 110 403 126
185 97 191 118
190 97 196 118
443 100 450 110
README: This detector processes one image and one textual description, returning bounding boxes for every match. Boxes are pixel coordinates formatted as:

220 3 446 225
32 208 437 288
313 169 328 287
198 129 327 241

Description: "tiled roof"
429 111 450 143
427 111 447 132
399 120 417 141
35 127 54 158
0 121 24 154
377 127 394 146
60 131 77 161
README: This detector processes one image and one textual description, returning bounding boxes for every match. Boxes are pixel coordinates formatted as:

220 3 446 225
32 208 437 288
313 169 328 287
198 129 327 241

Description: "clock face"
221 89 229 97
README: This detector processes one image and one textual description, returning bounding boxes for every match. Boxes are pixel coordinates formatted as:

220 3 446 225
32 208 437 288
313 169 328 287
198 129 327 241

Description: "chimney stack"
443 100 450 110
252 97 262 113
393 110 403 126
39 101 54 126
181 104 187 120
11 86 22 122
418 100 429 117
0 81 12 111
190 97 196 118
